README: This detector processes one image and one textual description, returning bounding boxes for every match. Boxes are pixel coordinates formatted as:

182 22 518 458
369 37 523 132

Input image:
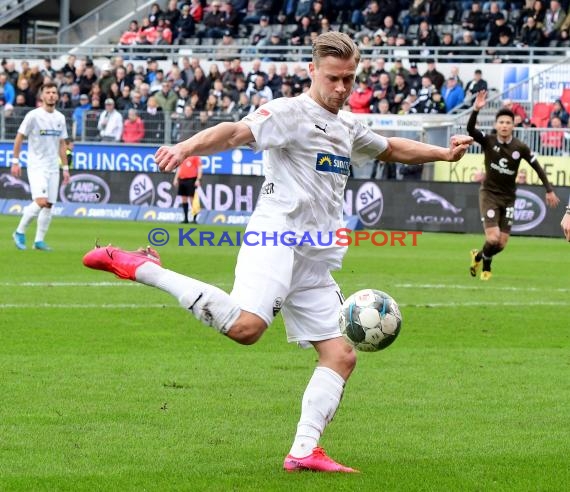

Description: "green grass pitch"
1 215 569 491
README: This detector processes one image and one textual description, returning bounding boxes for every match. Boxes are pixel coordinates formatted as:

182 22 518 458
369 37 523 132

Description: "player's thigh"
498 202 515 234
230 243 294 327
281 256 344 347
479 190 501 228
46 172 60 204
27 168 51 201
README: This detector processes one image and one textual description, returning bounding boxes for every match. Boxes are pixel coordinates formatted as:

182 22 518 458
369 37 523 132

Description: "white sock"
289 366 345 458
16 201 41 234
136 262 240 334
35 207 53 242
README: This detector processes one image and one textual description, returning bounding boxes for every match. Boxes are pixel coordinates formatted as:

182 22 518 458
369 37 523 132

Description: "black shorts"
177 178 197 197
479 189 515 233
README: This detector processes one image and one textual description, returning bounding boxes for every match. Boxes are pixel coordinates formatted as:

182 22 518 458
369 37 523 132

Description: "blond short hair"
312 32 360 67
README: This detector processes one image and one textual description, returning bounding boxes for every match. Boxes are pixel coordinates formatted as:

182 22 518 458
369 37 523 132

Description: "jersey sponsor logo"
411 188 462 214
39 129 63 137
490 157 515 175
355 181 383 226
315 153 350 176
512 189 546 232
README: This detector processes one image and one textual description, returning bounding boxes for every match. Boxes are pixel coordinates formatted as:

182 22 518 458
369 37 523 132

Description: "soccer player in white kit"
84 32 473 472
11 83 69 251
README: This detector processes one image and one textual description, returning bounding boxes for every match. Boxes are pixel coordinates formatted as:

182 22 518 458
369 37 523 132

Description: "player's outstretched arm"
155 122 254 172
562 209 570 241
466 91 487 139
379 135 473 164
473 90 487 111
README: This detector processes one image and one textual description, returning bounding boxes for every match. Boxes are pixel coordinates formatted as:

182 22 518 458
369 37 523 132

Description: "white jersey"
241 93 388 268
17 107 68 172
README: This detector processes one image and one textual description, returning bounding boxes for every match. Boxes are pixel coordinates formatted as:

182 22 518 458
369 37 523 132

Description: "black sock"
182 202 189 221
482 241 499 258
482 257 492 272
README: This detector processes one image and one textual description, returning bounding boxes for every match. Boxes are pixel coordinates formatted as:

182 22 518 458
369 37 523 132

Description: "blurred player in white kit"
11 82 69 251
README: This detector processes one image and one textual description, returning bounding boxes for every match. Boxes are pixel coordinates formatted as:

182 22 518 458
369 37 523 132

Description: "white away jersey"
17 107 67 171
241 93 388 267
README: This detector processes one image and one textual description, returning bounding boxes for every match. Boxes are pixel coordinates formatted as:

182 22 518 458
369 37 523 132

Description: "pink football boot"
283 447 358 473
83 245 161 281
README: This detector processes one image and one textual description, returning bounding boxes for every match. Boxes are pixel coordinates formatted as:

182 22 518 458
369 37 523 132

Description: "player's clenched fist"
448 134 473 161
155 144 185 172
450 135 473 147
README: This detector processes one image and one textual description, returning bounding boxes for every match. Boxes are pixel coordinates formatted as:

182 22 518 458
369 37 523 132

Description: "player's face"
41 87 59 108
495 115 514 138
309 55 357 113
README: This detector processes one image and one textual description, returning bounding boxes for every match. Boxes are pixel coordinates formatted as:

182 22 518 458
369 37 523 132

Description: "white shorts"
28 167 60 203
230 244 344 347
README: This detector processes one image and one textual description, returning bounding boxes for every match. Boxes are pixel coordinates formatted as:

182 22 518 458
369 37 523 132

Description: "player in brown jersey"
467 91 560 280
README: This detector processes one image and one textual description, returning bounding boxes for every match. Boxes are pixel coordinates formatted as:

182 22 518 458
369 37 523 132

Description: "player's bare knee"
318 341 357 377
342 345 357 372
486 235 500 246
227 312 267 345
35 198 51 208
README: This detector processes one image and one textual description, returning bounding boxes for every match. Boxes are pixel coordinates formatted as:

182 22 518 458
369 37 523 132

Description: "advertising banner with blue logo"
0 142 262 175
1 169 567 237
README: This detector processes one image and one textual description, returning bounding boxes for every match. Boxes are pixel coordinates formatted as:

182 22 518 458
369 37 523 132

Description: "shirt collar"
497 136 512 145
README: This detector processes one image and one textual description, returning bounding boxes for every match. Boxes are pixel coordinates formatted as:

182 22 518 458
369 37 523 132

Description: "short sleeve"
17 112 33 137
240 99 296 152
59 114 68 140
351 119 389 166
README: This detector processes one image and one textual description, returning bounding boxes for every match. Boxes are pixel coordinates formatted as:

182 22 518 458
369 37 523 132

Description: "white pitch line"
0 281 139 287
0 281 234 288
395 283 570 293
400 301 568 308
1 301 568 309
0 303 177 309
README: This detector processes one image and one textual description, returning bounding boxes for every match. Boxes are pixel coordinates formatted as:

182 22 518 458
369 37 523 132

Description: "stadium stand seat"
531 102 554 127
444 9 456 25
406 24 419 37
540 130 564 155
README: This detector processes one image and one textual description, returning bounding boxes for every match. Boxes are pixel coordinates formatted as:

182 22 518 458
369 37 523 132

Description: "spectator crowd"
1 0 570 148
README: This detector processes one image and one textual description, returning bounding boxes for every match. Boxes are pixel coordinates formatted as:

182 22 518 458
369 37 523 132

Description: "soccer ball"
339 289 402 352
